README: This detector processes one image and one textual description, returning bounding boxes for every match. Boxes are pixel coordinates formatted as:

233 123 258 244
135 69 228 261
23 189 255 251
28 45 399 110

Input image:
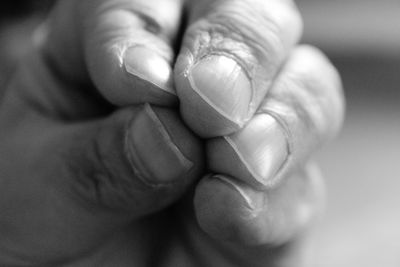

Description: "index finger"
43 0 185 107
175 0 303 137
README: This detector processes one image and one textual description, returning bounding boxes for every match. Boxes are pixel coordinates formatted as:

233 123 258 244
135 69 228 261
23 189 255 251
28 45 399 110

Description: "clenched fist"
0 0 344 266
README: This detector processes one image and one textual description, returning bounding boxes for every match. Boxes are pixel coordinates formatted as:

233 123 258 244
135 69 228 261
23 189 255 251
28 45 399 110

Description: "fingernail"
226 113 289 186
213 175 255 210
188 55 252 126
127 104 193 185
124 45 176 95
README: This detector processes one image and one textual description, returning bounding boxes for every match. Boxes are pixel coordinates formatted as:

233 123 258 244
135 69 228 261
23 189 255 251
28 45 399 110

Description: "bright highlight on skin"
124 45 176 95
225 113 290 186
127 104 193 184
189 55 252 126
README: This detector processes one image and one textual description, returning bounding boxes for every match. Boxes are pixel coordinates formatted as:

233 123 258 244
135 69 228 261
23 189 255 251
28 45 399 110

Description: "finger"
175 0 303 137
207 46 345 188
194 163 324 246
0 104 204 264
42 0 185 106
64 104 204 213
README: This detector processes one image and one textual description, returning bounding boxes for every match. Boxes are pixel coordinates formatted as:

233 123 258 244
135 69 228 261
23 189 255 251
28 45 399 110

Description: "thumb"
62 104 204 213
0 103 204 265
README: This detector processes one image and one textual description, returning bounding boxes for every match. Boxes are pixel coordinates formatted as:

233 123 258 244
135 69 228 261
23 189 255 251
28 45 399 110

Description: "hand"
0 0 344 266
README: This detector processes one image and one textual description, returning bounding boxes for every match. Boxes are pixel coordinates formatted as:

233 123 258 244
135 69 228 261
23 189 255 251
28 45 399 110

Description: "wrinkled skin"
0 0 344 266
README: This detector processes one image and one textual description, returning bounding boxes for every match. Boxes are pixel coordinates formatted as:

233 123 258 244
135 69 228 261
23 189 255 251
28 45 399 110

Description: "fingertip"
194 175 269 246
96 43 179 107
150 105 206 178
174 0 306 138
81 105 205 213
86 43 178 108
194 166 323 247
127 104 205 187
174 50 250 138
207 113 290 189
124 45 176 96
81 0 185 108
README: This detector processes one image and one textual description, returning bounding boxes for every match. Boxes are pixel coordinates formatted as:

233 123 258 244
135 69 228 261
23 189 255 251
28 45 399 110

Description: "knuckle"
187 0 302 80
293 46 345 138
64 121 146 211
82 0 178 39
186 17 259 77
268 46 345 143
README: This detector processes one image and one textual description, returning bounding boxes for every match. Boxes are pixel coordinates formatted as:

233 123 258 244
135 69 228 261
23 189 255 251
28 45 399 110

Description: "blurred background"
297 0 400 266
0 0 399 266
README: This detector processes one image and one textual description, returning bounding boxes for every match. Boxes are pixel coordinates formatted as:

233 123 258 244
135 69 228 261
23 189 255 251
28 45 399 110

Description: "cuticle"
187 51 254 125
124 105 193 188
